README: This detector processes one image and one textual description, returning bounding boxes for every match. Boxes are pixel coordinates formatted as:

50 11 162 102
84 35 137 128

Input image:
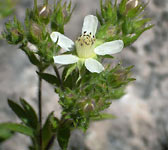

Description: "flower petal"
82 15 98 36
50 32 74 51
53 55 79 65
94 40 124 55
85 58 104 73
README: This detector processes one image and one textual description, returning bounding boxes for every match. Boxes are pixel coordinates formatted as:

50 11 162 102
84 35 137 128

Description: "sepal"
96 0 153 46
51 0 74 33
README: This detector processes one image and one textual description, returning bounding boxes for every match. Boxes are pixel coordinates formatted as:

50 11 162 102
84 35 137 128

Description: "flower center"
75 31 96 58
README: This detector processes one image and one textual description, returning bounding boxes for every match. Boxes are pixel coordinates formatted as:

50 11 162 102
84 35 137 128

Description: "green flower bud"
115 68 127 81
125 0 139 13
62 1 73 24
84 102 95 113
28 22 42 44
38 5 52 24
11 29 23 43
97 99 104 109
2 17 24 44
51 1 74 32
106 25 118 38
3 29 23 44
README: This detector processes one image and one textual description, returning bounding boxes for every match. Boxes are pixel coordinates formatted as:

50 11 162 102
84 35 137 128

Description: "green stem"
53 64 63 90
38 68 43 150
44 0 49 5
34 0 38 9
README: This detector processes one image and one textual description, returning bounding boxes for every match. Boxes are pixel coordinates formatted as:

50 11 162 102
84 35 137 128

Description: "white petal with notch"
85 58 104 73
94 40 124 55
82 15 98 36
53 55 79 65
50 32 74 51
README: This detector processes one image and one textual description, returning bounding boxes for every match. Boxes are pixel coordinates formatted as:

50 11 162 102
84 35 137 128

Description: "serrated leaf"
0 123 34 137
20 98 38 129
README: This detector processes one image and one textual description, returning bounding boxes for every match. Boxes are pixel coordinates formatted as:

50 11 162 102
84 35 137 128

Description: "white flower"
50 15 124 73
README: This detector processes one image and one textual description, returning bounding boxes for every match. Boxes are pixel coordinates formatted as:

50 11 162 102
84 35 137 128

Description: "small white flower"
50 15 124 73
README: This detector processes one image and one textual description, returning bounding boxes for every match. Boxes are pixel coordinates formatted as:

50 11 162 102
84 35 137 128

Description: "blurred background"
0 0 168 150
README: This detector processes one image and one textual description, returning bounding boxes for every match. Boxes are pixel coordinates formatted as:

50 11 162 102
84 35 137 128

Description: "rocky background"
0 0 168 150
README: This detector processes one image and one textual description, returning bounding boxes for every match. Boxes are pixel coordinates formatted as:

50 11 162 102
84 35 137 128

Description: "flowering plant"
0 0 152 150
51 15 124 74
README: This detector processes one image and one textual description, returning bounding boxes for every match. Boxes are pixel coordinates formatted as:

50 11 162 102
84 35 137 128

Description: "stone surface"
0 0 168 150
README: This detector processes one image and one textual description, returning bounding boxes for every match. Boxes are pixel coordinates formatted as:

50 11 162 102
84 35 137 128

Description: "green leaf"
119 0 127 14
20 45 40 67
127 2 148 18
102 55 114 59
123 24 154 46
96 10 103 25
42 112 59 149
91 113 116 121
0 123 34 137
64 64 76 81
100 0 105 19
122 19 133 35
127 5 142 18
133 18 151 29
96 23 111 39
8 99 28 125
57 124 70 150
0 128 13 143
8 99 38 129
20 98 38 129
37 72 60 86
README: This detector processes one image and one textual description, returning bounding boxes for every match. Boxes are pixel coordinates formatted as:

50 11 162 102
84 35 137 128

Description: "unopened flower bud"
125 0 139 13
32 22 42 35
38 5 52 19
107 26 117 38
28 22 42 44
97 99 104 109
115 68 127 81
11 29 23 43
62 8 68 21
3 18 24 44
84 103 95 113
